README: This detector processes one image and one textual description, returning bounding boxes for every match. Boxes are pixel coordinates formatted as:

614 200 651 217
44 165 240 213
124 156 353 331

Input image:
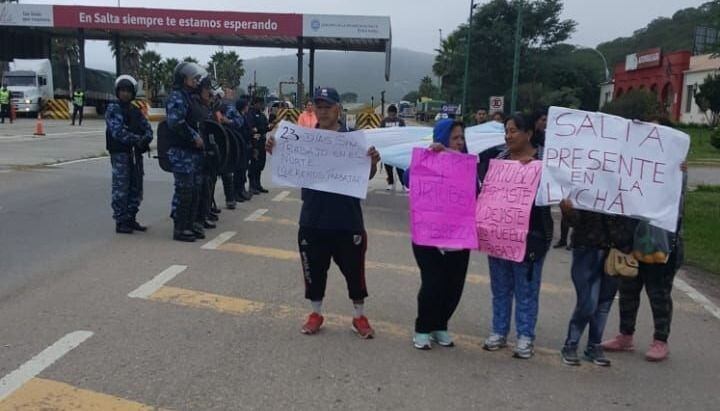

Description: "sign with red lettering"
476 160 542 262
537 107 689 232
489 96 504 113
52 5 302 37
409 148 478 249
625 48 662 71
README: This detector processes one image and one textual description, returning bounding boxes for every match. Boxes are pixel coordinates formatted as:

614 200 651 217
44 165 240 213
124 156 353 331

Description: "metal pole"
461 0 475 118
510 1 523 114
78 29 86 91
308 47 315 100
296 37 304 107
588 47 610 82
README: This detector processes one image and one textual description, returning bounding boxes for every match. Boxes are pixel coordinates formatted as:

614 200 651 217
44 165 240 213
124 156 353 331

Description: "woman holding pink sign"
480 113 553 360
407 119 474 350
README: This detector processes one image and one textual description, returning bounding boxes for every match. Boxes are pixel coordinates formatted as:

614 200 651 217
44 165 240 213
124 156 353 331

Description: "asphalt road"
0 120 719 410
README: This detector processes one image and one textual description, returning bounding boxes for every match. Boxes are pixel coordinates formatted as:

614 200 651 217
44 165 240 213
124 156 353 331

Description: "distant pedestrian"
297 100 318 128
0 84 10 124
71 88 85 126
491 111 505 123
475 107 488 125
380 104 407 191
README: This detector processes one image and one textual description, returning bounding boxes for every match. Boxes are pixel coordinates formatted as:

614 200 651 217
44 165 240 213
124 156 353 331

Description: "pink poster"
409 148 478 249
476 159 543 262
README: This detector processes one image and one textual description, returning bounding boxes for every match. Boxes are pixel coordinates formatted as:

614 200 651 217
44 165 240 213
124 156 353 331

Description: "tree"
50 37 79 93
340 92 358 103
402 91 420 102
208 50 244 90
433 0 575 111
600 89 662 121
418 75 439 99
108 39 146 77
695 74 720 126
158 57 179 96
182 56 199 64
138 51 162 103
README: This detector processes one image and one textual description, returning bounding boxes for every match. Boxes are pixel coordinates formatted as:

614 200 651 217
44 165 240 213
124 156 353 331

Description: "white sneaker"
386 183 394 191
513 336 534 359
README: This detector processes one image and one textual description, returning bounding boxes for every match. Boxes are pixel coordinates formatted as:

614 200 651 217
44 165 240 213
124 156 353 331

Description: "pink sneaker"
645 340 669 362
601 334 635 352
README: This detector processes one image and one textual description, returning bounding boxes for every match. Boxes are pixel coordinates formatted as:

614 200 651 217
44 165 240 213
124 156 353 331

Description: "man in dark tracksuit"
105 75 153 233
247 97 270 194
380 104 407 191
265 87 381 339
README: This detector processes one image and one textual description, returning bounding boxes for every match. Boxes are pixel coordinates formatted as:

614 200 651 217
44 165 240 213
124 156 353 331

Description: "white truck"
2 59 53 115
2 58 115 116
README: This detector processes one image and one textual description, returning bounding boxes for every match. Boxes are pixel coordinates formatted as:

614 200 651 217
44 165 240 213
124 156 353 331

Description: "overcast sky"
26 0 709 71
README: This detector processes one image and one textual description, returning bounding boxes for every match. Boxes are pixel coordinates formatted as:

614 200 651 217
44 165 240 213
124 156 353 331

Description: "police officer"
0 84 10 124
105 75 153 234
234 97 253 203
247 97 270 194
71 88 85 126
211 88 244 210
194 78 219 231
166 62 206 242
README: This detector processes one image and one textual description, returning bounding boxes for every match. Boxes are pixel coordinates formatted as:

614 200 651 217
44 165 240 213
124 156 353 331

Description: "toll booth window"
39 76 47 86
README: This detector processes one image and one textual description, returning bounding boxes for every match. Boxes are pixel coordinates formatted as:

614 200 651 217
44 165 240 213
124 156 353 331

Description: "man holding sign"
266 87 381 339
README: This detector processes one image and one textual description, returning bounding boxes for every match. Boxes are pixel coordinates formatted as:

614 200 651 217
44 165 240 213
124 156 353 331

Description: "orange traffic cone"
33 112 45 137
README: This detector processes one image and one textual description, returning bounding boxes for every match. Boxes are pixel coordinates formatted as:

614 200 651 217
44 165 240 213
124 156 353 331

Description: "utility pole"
510 1 523 114
461 0 477 118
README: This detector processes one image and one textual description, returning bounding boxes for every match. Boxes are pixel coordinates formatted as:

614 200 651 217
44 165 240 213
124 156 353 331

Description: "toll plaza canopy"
0 3 392 94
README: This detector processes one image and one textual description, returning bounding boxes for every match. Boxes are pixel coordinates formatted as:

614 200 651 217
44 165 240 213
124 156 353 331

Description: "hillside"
597 1 720 70
240 47 434 103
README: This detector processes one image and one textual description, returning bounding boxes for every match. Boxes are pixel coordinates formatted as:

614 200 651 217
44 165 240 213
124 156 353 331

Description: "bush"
711 127 720 150
600 90 663 121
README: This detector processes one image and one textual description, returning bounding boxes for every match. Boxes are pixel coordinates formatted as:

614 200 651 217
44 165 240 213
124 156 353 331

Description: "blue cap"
314 87 340 105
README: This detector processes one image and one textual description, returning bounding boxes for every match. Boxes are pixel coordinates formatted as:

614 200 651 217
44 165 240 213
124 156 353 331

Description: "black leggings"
413 244 470 333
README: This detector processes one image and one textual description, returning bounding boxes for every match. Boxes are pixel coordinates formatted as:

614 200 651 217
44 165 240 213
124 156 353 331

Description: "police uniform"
105 78 153 233
247 104 270 193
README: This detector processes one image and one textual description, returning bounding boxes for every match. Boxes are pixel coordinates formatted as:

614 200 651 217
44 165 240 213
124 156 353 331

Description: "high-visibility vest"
73 91 85 106
0 89 9 105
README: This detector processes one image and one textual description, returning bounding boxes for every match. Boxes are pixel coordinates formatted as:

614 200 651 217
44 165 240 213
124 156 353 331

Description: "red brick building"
612 50 691 121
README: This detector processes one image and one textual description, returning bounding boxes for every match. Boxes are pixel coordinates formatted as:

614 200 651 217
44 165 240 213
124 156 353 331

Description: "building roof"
686 54 720 74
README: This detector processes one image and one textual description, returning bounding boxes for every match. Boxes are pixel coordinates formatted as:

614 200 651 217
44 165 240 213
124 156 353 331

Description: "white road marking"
272 190 290 202
0 330 93 401
201 231 237 250
48 156 108 167
675 276 720 321
245 208 268 222
128 265 187 299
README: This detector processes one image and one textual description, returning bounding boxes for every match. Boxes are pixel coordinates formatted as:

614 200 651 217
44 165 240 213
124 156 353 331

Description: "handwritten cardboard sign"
409 148 478 249
536 107 690 232
476 159 543 262
270 120 371 199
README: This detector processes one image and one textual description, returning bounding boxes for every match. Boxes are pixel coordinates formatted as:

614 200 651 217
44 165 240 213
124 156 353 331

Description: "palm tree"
208 50 244 90
108 39 146 77
138 50 162 103
51 37 79 93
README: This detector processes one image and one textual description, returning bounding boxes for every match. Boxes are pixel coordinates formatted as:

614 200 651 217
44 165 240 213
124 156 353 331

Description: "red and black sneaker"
301 312 324 335
352 316 375 339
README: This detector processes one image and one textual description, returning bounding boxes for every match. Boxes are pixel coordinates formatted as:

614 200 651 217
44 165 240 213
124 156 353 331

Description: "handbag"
605 248 639 278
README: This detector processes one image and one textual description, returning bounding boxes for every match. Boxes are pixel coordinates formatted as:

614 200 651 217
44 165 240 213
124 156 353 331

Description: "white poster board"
537 107 690 232
271 121 371 199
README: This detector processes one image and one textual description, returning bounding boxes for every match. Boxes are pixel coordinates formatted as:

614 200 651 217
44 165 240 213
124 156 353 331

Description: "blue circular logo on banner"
311 19 321 31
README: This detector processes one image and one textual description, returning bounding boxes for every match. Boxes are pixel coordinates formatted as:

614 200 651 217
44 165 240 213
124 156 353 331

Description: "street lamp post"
587 47 610 82
461 0 477 118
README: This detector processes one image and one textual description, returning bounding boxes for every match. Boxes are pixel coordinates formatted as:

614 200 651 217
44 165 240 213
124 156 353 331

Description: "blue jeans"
488 256 545 340
564 248 618 348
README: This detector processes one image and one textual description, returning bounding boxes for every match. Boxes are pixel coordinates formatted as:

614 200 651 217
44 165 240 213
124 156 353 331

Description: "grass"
684 185 720 274
680 127 720 164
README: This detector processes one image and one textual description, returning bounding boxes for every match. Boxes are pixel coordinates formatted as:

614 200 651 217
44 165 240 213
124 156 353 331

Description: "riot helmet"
114 74 138 100
173 62 207 90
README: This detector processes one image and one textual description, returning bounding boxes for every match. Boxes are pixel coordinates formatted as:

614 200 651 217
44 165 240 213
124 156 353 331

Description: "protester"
265 87 381 338
409 119 472 350
380 104 407 191
297 100 318 128
479 113 553 359
475 108 488 125
491 111 505 123
559 204 618 367
105 75 153 234
602 160 689 362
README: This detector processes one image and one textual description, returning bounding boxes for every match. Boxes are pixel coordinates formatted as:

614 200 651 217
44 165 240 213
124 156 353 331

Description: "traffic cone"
33 112 45 137
10 103 16 123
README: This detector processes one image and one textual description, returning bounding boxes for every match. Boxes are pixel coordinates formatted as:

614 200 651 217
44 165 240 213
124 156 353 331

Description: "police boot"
116 221 133 234
129 219 148 232
192 222 206 239
173 187 196 242
222 175 236 209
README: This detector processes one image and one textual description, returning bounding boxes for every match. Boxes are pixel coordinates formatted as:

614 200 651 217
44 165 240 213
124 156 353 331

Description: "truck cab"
2 59 53 116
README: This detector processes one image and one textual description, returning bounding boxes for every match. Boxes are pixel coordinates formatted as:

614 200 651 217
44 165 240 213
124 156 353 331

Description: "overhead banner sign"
51 5 302 36
0 4 53 27
477 160 543 262
271 121 371 199
409 148 478 249
537 107 689 232
303 14 390 39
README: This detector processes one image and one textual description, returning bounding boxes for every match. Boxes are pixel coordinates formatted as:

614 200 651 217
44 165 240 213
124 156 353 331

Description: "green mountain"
597 1 720 70
240 48 434 103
